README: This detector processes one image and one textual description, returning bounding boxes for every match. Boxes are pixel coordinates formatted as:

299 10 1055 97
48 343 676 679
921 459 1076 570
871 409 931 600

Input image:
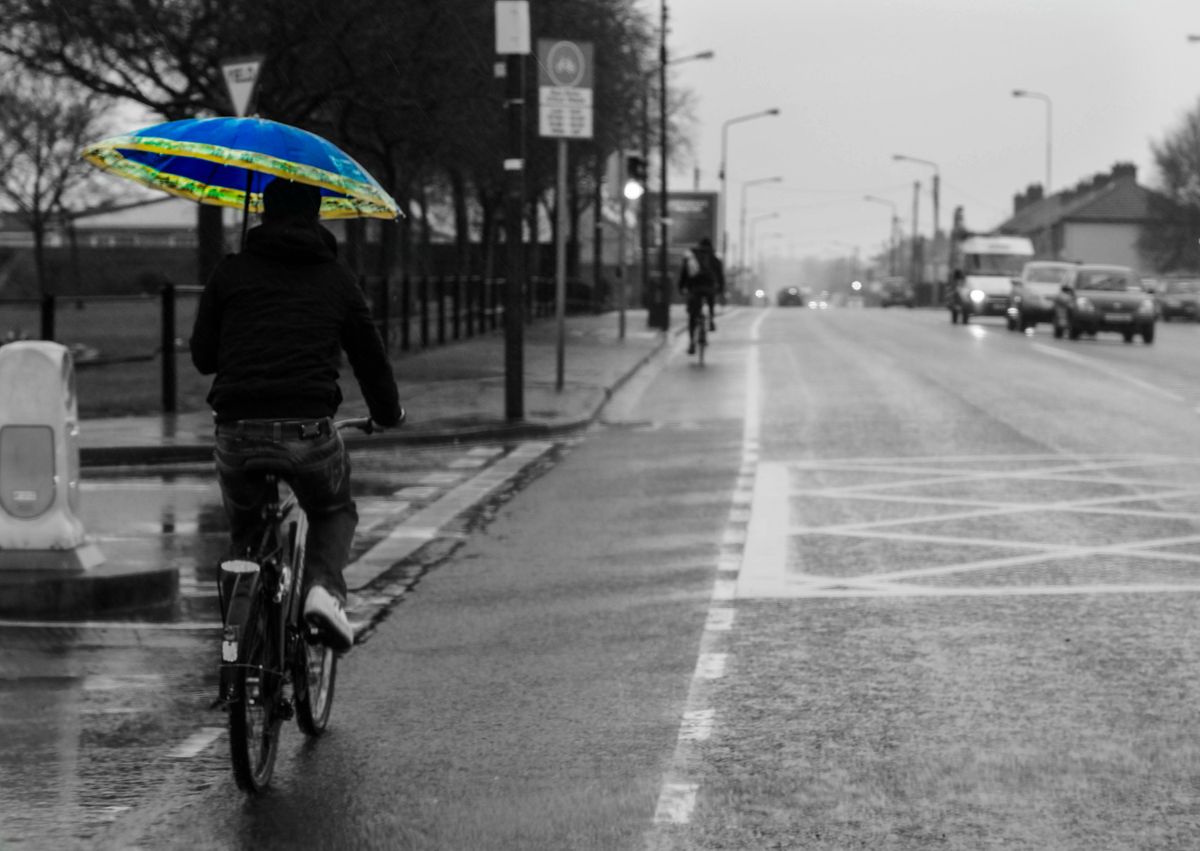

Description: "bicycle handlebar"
335 417 376 434
334 406 406 435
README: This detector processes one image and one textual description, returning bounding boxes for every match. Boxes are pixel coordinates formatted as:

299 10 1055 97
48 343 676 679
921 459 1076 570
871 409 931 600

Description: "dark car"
1156 277 1200 321
1052 264 1157 344
879 277 914 308
1008 260 1076 331
777 286 806 307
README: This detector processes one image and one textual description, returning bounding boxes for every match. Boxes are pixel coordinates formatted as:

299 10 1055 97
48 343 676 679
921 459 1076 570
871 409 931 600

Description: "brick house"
996 162 1164 273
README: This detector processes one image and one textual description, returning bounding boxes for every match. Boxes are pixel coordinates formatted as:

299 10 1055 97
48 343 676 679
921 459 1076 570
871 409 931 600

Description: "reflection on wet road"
0 439 563 847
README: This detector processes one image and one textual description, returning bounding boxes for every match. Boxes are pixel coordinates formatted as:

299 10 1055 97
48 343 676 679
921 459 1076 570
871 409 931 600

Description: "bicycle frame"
218 476 303 705
218 417 375 792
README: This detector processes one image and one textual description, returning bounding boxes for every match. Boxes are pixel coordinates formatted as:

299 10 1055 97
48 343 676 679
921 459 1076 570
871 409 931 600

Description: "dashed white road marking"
679 709 716 741
166 727 224 759
649 310 769 836
653 782 699 824
696 653 727 679
704 607 735 632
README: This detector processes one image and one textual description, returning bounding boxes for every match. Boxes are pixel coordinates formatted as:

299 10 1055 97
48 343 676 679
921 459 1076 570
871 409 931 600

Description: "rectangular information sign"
537 39 594 139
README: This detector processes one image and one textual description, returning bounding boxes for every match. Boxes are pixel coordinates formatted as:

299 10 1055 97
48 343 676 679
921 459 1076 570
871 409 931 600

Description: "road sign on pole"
221 55 264 117
537 39 594 140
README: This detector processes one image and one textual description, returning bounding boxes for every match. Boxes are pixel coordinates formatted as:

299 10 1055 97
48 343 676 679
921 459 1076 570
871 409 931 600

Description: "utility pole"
496 1 529 421
910 180 921 287
652 0 670 331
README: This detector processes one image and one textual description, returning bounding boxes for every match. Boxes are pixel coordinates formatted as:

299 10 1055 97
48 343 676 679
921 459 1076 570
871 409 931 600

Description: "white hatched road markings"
738 454 1200 599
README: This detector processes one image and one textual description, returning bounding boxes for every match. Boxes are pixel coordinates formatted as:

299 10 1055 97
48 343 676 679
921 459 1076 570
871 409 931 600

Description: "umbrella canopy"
81 117 400 220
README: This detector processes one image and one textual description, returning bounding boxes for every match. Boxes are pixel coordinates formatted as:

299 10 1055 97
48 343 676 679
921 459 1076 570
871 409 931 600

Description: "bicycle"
216 416 374 793
687 291 711 366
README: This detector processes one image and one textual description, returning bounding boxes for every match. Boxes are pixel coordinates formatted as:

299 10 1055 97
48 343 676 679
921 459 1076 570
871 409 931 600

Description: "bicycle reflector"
0 426 55 518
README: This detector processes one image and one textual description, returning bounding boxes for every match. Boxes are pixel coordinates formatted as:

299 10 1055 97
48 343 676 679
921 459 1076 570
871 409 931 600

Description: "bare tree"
1140 96 1200 273
0 63 115 297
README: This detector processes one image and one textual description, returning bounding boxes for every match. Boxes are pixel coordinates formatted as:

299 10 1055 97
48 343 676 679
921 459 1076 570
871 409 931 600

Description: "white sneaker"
304 585 354 651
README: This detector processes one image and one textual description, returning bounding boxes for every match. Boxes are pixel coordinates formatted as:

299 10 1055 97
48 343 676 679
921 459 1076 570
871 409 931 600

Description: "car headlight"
1137 298 1156 315
969 289 986 304
1075 296 1094 312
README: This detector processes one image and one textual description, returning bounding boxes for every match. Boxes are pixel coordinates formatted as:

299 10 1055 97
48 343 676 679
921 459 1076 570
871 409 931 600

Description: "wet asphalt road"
8 307 1200 848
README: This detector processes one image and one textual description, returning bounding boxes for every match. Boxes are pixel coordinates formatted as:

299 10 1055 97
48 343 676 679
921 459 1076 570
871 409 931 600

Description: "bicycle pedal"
276 701 294 721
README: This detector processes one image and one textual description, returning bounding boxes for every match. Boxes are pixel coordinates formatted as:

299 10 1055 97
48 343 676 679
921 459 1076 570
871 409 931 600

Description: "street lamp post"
864 195 899 276
640 45 713 329
718 108 781 261
893 153 940 299
1012 88 1052 192
748 211 779 287
738 176 783 290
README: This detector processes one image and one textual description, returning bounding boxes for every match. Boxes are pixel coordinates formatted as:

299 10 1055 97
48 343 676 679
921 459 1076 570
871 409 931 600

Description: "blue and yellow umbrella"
81 116 400 221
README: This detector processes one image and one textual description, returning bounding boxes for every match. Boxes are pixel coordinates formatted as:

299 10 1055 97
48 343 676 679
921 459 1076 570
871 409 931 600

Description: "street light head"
695 50 715 59
1012 89 1026 97
767 108 780 116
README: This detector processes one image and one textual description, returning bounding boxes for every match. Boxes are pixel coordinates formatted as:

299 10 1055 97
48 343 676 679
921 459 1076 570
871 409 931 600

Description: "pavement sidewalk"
79 311 675 467
2 311 676 619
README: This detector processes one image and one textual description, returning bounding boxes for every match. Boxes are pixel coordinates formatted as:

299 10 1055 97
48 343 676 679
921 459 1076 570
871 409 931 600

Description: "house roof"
998 164 1159 234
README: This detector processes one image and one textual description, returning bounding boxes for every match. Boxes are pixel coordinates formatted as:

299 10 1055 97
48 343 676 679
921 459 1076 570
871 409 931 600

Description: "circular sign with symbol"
545 41 586 87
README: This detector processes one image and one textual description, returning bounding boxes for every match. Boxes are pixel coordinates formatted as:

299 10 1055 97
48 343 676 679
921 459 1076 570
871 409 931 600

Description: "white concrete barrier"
0 341 103 571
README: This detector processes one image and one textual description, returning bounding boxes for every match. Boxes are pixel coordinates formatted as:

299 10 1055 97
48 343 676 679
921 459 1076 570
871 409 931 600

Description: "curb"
6 332 671 621
0 562 179 620
79 332 672 469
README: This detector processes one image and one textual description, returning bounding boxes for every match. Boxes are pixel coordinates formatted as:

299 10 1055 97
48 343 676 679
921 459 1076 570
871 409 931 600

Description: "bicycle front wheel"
228 596 282 792
294 635 338 736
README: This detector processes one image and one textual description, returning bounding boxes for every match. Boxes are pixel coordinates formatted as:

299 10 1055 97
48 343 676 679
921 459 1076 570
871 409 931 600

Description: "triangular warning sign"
221 55 264 118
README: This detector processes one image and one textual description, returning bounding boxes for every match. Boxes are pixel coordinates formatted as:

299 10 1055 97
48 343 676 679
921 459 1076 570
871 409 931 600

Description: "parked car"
1155 276 1200 321
777 286 806 307
1052 264 1156 344
1008 261 1077 331
879 276 915 308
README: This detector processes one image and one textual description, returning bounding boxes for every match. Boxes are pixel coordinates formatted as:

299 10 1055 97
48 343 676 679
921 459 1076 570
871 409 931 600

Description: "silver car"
1008 261 1077 331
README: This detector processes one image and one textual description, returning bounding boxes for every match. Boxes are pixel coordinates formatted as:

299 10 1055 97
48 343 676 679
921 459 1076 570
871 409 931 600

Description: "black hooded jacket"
190 221 402 426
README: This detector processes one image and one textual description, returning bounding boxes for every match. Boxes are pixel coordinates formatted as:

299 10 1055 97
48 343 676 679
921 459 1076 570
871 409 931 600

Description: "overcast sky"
654 0 1200 266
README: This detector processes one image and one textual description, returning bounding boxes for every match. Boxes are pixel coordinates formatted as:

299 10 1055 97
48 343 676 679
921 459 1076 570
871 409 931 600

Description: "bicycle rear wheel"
697 326 707 366
294 635 338 736
228 595 282 792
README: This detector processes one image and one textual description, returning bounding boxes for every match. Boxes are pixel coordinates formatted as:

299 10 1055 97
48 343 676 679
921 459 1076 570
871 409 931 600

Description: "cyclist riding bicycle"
190 177 404 652
678 236 726 355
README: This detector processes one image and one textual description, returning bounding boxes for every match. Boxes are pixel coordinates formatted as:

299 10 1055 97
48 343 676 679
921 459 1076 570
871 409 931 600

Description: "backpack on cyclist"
683 248 718 292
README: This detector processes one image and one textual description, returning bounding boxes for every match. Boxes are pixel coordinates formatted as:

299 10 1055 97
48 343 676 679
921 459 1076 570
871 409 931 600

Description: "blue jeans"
214 422 356 601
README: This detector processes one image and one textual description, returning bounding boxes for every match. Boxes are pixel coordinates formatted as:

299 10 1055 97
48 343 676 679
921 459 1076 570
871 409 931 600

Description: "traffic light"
624 154 647 201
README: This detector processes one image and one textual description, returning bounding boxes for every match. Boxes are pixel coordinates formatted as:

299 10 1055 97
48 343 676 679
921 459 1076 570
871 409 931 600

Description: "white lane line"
653 782 700 824
765 581 1200 600
697 653 727 679
679 709 716 741
649 313 767 835
705 607 735 631
1031 342 1184 402
167 727 224 758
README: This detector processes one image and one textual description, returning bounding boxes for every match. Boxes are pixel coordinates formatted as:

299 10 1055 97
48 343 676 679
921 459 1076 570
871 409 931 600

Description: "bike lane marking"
649 309 767 832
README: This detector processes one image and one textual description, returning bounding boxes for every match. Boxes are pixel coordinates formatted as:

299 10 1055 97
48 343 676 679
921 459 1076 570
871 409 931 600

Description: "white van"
948 235 1035 324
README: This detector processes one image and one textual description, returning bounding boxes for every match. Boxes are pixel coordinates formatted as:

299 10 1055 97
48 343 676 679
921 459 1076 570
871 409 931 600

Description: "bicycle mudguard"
218 560 262 701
